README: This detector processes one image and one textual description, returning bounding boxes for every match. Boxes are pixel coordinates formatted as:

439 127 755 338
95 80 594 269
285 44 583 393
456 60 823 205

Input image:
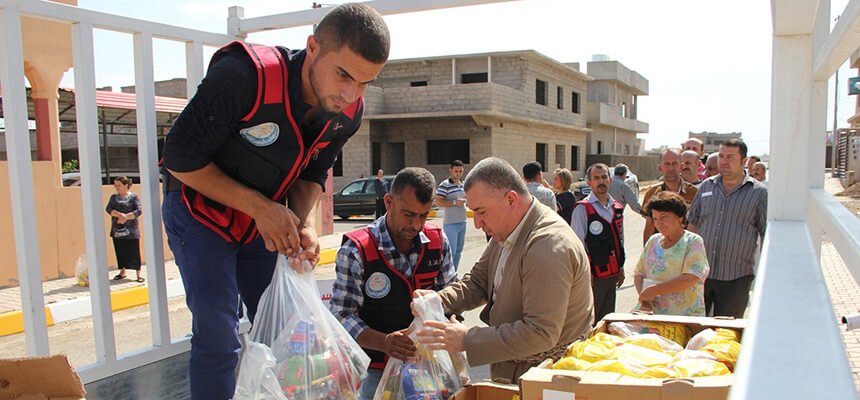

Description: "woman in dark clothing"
105 176 144 282
553 168 576 224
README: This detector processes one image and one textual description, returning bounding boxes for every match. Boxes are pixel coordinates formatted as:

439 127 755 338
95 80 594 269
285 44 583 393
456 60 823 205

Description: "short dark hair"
450 159 464 168
464 157 528 197
749 155 761 163
586 163 610 180
721 138 748 159
644 191 688 221
522 161 543 180
614 164 628 177
313 3 390 64
390 167 435 204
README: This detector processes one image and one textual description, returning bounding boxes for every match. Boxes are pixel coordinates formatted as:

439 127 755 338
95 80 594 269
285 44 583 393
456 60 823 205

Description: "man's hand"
638 301 654 313
416 317 467 354
616 271 625 288
410 289 436 317
297 225 320 267
252 200 301 255
383 329 416 361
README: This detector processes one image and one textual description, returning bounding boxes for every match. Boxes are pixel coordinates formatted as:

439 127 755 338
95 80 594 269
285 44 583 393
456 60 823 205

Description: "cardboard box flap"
0 355 85 398
452 380 519 400
599 312 746 333
660 378 694 400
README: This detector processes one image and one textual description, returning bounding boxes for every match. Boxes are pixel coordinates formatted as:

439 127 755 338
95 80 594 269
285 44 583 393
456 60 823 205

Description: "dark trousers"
592 276 618 324
704 275 755 318
375 199 386 219
162 191 277 400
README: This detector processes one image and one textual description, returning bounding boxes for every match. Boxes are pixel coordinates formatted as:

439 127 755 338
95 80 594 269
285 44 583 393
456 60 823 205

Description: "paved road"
0 207 647 381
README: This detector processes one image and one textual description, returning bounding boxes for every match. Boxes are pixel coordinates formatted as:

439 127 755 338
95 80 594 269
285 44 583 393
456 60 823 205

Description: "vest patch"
365 272 391 299
239 122 279 146
589 220 604 235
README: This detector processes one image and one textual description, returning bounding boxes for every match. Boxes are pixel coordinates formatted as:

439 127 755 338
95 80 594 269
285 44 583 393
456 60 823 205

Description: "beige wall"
0 161 174 287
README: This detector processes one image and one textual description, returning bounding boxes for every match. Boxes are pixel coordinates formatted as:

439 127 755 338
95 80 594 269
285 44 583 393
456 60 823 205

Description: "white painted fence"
1 0 858 397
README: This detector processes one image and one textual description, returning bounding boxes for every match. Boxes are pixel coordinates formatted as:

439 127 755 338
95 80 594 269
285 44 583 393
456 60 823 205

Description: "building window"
536 79 547 106
427 139 470 164
410 81 428 87
557 87 564 110
555 144 565 167
622 102 627 118
571 92 580 114
624 145 631 155
571 146 580 171
333 150 343 176
536 143 547 171
461 73 488 84
597 140 603 155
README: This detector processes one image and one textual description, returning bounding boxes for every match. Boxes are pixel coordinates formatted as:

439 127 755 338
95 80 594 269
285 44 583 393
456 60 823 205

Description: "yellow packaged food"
586 359 647 377
566 339 615 362
713 328 740 343
670 358 731 377
610 343 673 367
552 356 592 371
700 340 741 371
591 332 625 346
621 334 683 353
607 321 692 346
638 366 679 379
671 349 718 363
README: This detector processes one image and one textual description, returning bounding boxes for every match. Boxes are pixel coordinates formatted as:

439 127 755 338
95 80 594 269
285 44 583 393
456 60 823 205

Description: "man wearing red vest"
570 163 626 324
159 5 390 399
330 168 458 400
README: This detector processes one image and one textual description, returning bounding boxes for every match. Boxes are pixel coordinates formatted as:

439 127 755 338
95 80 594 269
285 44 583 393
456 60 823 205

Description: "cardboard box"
0 355 85 400
519 313 746 400
452 381 520 400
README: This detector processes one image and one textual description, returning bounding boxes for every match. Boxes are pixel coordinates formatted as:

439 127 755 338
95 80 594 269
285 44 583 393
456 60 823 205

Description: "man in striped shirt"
687 139 768 318
436 160 468 269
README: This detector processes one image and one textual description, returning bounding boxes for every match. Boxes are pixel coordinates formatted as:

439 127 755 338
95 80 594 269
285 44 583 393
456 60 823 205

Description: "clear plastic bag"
234 254 370 400
373 292 463 400
74 254 89 287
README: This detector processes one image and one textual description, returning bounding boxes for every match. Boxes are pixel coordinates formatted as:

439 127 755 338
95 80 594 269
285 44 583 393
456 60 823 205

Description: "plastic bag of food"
686 328 740 350
553 356 592 371
75 254 89 287
671 349 718 364
374 293 463 399
670 358 731 377
591 332 625 347
610 343 673 367
586 359 648 377
234 255 370 400
565 339 615 362
620 333 683 353
607 321 692 346
639 366 679 379
700 340 741 371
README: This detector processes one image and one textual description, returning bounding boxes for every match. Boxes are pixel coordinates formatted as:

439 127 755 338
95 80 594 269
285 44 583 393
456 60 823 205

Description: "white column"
72 20 117 364
227 6 245 40
134 31 171 347
808 0 831 257
487 56 492 83
0 6 50 356
451 58 456 85
185 40 204 99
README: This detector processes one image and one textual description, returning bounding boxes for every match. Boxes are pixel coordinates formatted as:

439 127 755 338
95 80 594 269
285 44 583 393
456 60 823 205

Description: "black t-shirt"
162 46 358 188
556 190 576 224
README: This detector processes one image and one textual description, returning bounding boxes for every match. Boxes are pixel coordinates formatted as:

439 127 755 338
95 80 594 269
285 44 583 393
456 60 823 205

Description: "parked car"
333 176 394 219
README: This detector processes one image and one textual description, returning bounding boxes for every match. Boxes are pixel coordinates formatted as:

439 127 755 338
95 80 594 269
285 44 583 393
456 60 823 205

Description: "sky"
55 0 859 157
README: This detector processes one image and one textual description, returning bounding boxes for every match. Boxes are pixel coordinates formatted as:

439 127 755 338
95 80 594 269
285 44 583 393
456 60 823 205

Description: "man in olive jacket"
416 157 593 382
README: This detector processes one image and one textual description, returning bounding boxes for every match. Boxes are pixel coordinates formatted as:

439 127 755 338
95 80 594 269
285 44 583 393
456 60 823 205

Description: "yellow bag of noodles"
566 340 615 363
553 356 592 371
670 358 731 377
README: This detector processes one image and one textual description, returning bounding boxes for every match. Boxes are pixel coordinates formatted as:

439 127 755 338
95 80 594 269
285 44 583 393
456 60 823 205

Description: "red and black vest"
181 41 364 244
575 199 625 279
342 223 445 370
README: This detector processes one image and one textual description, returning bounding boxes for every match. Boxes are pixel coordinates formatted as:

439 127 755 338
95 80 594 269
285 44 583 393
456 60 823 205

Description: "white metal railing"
0 0 233 383
730 0 860 398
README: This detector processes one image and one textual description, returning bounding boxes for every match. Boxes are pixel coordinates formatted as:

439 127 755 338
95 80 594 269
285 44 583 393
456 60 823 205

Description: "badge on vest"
589 220 604 235
365 272 391 299
239 122 279 146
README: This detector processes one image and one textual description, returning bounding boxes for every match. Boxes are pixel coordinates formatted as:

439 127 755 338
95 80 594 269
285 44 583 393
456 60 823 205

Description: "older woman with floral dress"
635 191 709 315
